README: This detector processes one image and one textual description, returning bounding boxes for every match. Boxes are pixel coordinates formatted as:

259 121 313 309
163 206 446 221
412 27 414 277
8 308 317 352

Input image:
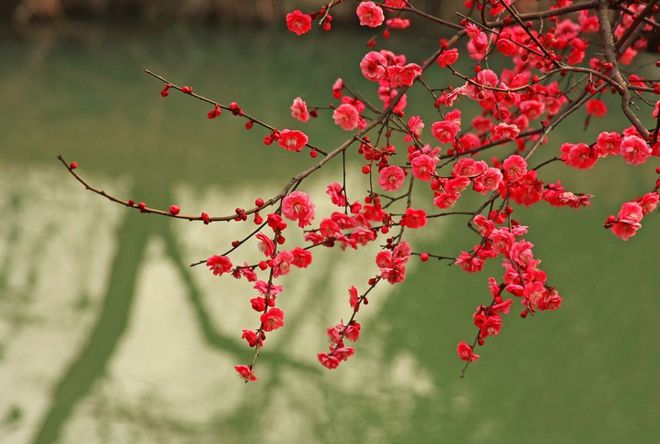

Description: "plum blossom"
400 208 427 229
326 182 347 207
502 155 527 183
278 129 308 152
620 135 651 166
290 97 309 122
261 308 285 332
333 103 360 131
457 341 479 362
378 165 406 191
560 143 598 170
411 154 437 182
206 255 232 276
610 201 644 241
437 48 459 67
595 131 622 157
285 10 312 35
360 51 388 81
282 191 315 228
356 1 385 28
234 365 257 382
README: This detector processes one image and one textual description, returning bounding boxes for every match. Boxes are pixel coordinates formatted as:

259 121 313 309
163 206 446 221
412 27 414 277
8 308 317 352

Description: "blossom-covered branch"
61 0 659 383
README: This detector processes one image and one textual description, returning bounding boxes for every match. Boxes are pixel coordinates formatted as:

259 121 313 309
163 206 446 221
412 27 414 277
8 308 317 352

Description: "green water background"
0 24 658 444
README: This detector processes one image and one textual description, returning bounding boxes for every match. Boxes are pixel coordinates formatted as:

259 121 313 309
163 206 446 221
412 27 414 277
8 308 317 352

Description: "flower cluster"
561 131 656 170
456 217 563 364
605 192 659 241
62 0 659 383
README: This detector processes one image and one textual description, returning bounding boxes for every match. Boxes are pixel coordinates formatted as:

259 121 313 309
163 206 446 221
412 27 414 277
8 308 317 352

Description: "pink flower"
350 227 376 247
435 89 461 108
271 251 294 277
326 182 347 207
285 10 312 36
356 1 385 27
519 100 545 120
586 99 607 117
437 48 459 67
452 158 487 178
538 288 562 311
620 135 651 166
595 131 622 157
621 47 639 66
411 154 437 182
502 154 527 183
456 251 484 273
349 286 360 311
282 191 315 228
278 129 308 152
431 119 460 143
239 267 257 282
345 321 361 342
477 314 502 338
234 365 257 382
507 171 543 206
617 202 644 222
446 176 471 193
384 0 408 7
241 330 263 348
260 307 285 332
508 239 535 267
560 143 598 170
291 247 313 268
256 232 275 258
267 213 287 231
473 214 494 237
360 51 388 81
639 192 659 215
400 208 427 229
386 17 410 29
425 195 445 214
492 298 513 315
466 24 489 56
334 346 355 362
496 37 518 56
332 78 343 98
254 280 283 296
473 167 503 194
611 201 644 241
386 63 421 87
489 228 515 255
378 165 406 191
206 255 233 276
476 69 498 87
405 115 424 141
290 97 310 122
318 352 340 369
542 182 592 208
376 242 411 284
251 297 266 312
333 103 360 131
492 122 520 140
384 0 407 6
457 341 479 362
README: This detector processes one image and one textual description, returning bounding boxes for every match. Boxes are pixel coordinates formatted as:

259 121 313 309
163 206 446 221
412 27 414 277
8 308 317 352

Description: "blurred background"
3 0 506 27
0 2 659 444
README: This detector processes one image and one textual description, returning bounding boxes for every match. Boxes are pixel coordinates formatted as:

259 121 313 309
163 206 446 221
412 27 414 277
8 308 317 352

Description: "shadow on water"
32 187 151 444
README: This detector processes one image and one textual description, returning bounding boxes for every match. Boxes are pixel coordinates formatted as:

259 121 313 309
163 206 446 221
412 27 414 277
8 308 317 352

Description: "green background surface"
0 24 658 444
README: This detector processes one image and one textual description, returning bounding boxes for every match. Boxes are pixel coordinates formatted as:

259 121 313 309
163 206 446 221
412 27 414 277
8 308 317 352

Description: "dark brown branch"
597 0 650 140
